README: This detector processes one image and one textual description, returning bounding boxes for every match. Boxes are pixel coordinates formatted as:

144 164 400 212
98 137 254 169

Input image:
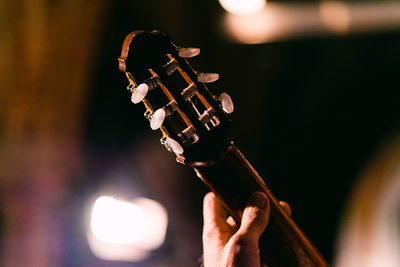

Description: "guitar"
118 30 329 267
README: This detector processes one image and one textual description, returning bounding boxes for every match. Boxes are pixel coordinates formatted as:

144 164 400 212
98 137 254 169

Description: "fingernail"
250 192 266 209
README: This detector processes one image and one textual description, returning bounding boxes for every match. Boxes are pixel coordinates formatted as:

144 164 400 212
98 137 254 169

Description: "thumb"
237 192 270 240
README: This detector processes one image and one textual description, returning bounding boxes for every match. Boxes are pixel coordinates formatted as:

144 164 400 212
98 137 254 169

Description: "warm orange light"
222 2 400 44
223 7 282 44
219 0 266 15
319 1 350 34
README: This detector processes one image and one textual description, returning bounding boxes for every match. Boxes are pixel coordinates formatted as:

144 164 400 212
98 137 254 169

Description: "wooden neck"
191 142 329 267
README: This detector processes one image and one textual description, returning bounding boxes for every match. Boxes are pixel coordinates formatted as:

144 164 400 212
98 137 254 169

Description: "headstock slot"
143 71 169 110
174 57 228 128
151 71 195 129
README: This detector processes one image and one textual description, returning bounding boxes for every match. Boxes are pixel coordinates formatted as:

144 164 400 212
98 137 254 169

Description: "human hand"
202 192 270 267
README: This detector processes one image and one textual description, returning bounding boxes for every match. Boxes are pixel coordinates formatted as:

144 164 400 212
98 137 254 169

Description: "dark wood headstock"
118 30 233 164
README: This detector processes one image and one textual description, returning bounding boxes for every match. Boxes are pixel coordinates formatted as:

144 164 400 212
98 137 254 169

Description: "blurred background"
1 0 400 266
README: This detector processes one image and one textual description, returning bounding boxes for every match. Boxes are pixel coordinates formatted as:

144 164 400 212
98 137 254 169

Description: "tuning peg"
150 108 166 130
166 137 184 154
198 73 219 83
220 92 234 114
130 83 149 104
179 47 200 58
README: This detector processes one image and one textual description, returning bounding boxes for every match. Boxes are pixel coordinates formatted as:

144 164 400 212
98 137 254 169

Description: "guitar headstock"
118 30 234 164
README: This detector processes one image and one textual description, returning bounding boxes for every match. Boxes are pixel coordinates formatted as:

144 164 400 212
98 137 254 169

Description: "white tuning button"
150 108 166 130
131 83 149 104
198 73 219 83
179 47 200 58
166 137 184 154
220 92 234 114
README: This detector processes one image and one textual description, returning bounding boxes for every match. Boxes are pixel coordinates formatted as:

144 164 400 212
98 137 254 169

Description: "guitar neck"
192 142 329 267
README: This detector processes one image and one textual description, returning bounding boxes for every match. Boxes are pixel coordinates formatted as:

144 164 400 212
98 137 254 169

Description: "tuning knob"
178 47 200 58
220 92 234 114
166 137 184 154
198 73 219 83
131 83 149 104
150 108 166 130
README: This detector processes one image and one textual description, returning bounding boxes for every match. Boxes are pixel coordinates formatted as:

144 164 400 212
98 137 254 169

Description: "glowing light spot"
88 196 168 262
219 0 266 15
91 196 147 244
222 2 400 44
134 197 169 250
320 1 350 33
223 7 283 44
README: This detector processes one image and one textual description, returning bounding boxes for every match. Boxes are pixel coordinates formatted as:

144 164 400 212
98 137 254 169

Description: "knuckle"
227 233 259 260
231 233 253 249
243 208 265 226
202 224 221 242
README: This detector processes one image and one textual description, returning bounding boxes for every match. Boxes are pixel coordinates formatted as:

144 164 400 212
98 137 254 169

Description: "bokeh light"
219 0 266 15
222 2 400 44
91 196 147 244
319 1 350 34
87 196 168 262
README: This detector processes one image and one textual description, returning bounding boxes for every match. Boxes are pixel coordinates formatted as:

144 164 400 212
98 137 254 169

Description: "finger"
203 192 229 233
224 193 269 267
226 216 238 229
237 192 270 240
279 200 292 216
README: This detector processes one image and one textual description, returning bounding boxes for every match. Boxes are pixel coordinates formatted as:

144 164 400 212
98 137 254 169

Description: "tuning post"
129 71 161 104
163 56 179 75
179 125 199 144
199 107 217 125
220 92 234 114
181 83 197 100
144 74 160 90
198 73 219 83
164 100 178 116
178 47 200 58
